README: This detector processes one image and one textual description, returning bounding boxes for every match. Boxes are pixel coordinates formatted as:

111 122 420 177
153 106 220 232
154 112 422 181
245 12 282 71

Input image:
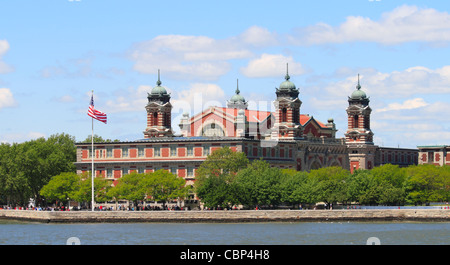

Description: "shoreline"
0 209 448 223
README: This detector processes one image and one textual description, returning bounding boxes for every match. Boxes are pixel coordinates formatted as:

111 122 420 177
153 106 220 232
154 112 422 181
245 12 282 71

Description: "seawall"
0 209 448 223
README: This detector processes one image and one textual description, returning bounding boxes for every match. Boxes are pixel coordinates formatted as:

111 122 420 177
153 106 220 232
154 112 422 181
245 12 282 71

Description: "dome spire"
156 69 162 86
356 73 361 90
285 63 290 81
349 73 368 102
227 78 247 109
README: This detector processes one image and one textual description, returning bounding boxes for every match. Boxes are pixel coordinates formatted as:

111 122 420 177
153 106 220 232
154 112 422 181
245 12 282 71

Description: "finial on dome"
356 73 361 90
156 69 162 86
285 63 290 81
236 79 240 95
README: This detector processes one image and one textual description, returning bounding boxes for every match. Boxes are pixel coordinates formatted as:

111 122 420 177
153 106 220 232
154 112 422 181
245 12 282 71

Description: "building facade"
75 68 419 191
417 145 450 166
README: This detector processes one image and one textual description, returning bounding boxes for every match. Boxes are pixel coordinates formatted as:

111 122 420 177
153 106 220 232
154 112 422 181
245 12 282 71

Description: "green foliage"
81 134 120 143
194 146 249 208
308 167 351 205
405 164 450 205
107 170 189 207
141 169 189 206
40 172 80 203
234 159 285 208
195 149 449 208
108 172 146 204
0 133 76 206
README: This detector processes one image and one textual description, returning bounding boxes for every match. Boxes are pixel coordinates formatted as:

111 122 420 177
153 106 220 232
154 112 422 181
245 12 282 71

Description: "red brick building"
75 69 418 192
417 145 450 166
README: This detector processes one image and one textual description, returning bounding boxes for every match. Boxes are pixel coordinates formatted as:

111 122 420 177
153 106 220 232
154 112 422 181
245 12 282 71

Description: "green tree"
107 172 146 208
40 172 80 205
195 147 249 208
371 164 406 188
280 170 312 207
72 172 112 207
234 159 285 208
308 166 350 207
0 133 76 207
142 169 189 208
405 164 450 205
82 134 120 143
347 170 379 205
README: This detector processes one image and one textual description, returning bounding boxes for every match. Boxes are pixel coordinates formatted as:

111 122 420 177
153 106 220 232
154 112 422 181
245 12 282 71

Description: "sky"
1 0 450 148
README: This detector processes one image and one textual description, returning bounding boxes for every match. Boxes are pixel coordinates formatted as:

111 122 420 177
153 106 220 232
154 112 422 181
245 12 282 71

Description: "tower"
345 74 373 143
144 70 174 138
345 74 376 172
272 64 303 139
227 79 248 109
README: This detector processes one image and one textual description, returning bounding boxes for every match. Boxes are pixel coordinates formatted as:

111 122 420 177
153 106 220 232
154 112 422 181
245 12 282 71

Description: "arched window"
201 122 225 136
282 108 287 122
293 108 299 124
153 112 158 126
353 115 359 128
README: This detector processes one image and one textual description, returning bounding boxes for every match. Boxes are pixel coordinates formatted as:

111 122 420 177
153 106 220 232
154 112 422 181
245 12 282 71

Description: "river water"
0 220 448 245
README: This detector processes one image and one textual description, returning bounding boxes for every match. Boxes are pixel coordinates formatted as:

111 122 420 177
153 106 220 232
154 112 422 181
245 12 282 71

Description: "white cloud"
291 5 450 45
105 85 150 113
130 33 255 81
104 82 227 116
240 53 305 78
172 83 226 114
238 26 279 47
317 65 450 100
0 40 13 74
0 88 17 109
376 98 429 112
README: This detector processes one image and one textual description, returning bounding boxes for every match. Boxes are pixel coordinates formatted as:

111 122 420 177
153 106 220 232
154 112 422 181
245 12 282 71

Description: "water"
0 220 448 245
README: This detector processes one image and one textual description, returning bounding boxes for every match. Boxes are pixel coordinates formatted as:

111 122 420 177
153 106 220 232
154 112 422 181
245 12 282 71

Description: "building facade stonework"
417 145 450 166
75 69 419 191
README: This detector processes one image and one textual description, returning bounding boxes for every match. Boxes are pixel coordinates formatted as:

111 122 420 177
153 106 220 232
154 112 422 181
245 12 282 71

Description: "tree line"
0 133 76 207
1 135 448 209
0 134 119 207
195 147 450 209
40 170 189 209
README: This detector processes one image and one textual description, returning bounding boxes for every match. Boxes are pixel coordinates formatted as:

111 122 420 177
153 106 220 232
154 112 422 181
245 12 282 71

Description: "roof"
214 107 272 123
300 114 327 128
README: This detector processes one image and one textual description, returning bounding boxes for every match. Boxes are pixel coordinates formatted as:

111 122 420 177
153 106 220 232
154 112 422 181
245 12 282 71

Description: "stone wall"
0 209 448 223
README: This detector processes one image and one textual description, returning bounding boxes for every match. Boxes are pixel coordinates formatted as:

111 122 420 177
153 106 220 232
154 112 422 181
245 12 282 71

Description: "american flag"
87 95 107 124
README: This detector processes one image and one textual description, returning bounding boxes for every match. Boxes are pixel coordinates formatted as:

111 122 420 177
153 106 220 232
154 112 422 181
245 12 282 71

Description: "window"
354 115 359 128
187 167 194 177
201 123 225 136
122 147 128 158
122 168 128 176
203 146 210 156
170 167 177 175
187 146 193 156
107 147 112 158
428 152 433 163
138 147 144 157
107 169 113 178
138 167 144 174
293 108 299 124
154 146 161 157
170 146 177 156
282 108 287 122
153 112 158 125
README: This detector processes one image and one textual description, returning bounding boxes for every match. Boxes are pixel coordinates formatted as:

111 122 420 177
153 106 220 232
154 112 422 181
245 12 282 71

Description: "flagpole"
91 90 95 212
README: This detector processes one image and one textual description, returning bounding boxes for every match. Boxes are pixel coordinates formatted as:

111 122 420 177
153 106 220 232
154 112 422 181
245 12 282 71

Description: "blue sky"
1 0 450 148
